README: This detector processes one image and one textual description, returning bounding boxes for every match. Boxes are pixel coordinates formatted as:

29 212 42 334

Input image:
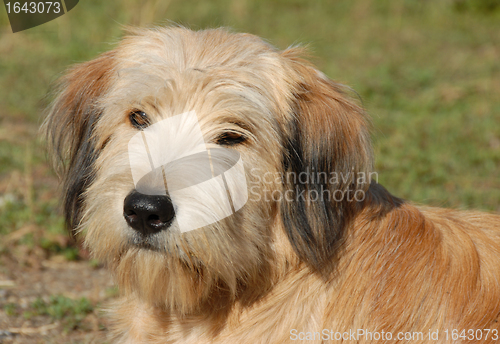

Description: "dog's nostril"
124 209 137 217
147 215 164 228
123 190 175 235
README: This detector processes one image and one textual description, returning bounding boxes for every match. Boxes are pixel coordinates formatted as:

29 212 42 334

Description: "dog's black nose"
123 190 175 235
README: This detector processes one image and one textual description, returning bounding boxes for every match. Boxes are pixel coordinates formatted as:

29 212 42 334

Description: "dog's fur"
44 27 500 343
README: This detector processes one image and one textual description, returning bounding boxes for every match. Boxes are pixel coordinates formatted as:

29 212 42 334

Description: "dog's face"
45 27 373 313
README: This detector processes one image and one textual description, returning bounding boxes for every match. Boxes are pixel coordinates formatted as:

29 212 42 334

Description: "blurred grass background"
0 0 499 258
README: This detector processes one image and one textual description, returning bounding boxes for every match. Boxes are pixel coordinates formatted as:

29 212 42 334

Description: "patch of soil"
0 254 115 344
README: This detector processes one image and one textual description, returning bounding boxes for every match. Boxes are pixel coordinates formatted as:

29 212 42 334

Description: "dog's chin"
128 231 168 252
124 227 199 266
114 243 238 315
112 220 269 314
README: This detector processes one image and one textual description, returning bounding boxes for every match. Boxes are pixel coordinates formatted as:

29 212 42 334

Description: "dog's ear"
280 49 373 272
43 51 117 234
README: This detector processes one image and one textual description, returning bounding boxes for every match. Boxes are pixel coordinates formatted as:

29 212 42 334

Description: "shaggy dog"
44 27 500 343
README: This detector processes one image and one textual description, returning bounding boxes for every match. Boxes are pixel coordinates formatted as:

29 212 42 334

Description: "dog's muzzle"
123 190 175 235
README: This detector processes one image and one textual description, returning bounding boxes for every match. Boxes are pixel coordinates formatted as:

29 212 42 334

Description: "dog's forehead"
102 28 292 125
116 27 278 73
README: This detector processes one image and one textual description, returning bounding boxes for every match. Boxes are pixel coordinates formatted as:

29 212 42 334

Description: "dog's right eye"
129 110 150 130
215 131 247 146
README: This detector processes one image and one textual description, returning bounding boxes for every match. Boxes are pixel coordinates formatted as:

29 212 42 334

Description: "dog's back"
326 183 500 341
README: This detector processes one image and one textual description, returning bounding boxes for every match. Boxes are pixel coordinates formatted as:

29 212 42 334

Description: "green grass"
3 302 18 316
0 0 499 253
25 295 94 331
4 295 95 332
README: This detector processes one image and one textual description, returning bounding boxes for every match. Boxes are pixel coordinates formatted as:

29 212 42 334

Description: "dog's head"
44 27 372 313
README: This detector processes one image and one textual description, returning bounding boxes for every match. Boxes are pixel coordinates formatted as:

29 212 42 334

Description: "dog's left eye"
215 131 247 146
129 110 150 130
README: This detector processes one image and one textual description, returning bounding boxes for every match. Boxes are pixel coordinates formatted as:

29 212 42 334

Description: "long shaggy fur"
44 27 500 343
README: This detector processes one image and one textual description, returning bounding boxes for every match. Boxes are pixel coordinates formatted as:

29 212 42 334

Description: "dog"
44 26 500 343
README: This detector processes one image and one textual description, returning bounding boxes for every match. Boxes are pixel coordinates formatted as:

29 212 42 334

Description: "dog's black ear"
43 51 116 234
280 50 373 272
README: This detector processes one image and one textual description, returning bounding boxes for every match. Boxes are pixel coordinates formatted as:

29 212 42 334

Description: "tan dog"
44 27 500 343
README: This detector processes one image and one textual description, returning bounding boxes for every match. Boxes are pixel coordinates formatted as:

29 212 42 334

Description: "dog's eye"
129 110 150 130
215 131 247 146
